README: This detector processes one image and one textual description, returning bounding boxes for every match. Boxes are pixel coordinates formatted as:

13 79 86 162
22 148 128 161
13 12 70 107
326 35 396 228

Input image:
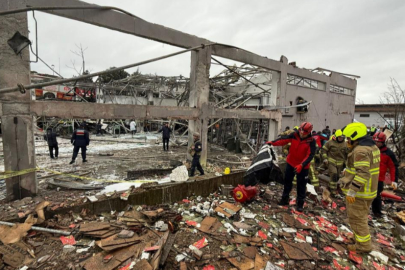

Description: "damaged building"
0 1 404 270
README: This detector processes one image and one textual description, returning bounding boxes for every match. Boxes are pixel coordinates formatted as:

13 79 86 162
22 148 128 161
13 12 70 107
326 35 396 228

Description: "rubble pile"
0 181 404 269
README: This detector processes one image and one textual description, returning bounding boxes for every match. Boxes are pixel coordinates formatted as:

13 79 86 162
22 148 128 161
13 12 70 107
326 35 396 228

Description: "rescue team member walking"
371 132 398 217
267 122 316 212
339 122 380 253
69 123 90 164
189 133 204 177
158 123 172 151
321 129 348 195
44 127 59 159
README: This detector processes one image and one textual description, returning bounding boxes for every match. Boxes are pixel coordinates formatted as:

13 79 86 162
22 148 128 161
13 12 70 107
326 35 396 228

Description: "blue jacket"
158 126 172 139
71 128 90 147
44 130 58 147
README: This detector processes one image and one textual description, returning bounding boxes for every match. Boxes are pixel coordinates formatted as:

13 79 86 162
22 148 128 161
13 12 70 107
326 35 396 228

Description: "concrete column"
267 71 282 141
188 47 211 166
0 2 37 200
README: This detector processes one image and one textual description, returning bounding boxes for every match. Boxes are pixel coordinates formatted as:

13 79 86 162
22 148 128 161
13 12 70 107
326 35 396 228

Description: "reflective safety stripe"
354 233 371 243
354 190 377 199
328 157 344 165
346 168 356 174
354 161 370 167
309 165 319 187
354 175 367 184
341 188 377 199
370 167 380 175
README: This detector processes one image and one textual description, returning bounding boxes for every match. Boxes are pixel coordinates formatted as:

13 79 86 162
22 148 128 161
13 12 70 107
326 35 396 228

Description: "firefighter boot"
278 197 289 206
296 200 304 212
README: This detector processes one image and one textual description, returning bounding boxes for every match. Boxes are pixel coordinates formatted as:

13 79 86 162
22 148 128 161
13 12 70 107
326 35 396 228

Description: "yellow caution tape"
1 167 159 184
0 167 39 179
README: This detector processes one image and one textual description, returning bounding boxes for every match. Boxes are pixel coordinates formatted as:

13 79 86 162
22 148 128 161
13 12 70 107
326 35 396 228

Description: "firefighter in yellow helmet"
320 129 348 195
339 123 380 253
278 126 299 156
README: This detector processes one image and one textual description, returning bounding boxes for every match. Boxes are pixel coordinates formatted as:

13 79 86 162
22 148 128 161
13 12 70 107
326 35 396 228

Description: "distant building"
354 104 405 128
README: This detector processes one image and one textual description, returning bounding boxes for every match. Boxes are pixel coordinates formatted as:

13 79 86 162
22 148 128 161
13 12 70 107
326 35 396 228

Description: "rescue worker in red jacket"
267 122 316 212
371 132 399 217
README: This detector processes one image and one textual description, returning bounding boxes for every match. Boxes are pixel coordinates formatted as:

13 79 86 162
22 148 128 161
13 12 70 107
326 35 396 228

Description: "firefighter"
339 122 380 253
69 122 90 164
369 124 377 136
278 126 298 156
371 132 398 217
267 122 316 212
189 133 204 177
321 129 348 195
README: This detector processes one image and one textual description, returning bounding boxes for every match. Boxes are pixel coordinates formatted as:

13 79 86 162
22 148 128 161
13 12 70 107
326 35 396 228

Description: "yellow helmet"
224 167 231 175
335 129 343 137
293 126 299 131
342 123 367 141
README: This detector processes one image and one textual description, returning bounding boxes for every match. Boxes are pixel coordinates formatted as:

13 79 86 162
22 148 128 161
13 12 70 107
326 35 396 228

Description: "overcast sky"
27 0 405 104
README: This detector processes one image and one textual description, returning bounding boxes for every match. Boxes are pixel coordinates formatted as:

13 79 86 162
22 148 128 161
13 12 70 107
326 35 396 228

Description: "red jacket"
270 131 316 169
313 134 328 147
378 146 398 182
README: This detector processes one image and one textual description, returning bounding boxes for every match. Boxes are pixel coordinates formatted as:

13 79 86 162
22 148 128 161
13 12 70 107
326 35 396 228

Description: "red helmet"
373 132 386 143
299 122 313 135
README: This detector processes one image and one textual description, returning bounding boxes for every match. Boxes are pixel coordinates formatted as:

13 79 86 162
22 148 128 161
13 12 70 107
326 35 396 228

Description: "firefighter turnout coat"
340 137 380 200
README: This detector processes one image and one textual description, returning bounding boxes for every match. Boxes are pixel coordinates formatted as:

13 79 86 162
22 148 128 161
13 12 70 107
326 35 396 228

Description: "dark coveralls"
71 128 90 162
271 132 316 208
44 130 58 158
158 125 172 151
189 140 204 176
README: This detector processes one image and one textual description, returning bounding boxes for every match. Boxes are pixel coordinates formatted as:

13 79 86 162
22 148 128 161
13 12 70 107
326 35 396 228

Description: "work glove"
346 189 356 204
323 159 329 165
266 141 273 145
294 164 303 174
391 182 398 190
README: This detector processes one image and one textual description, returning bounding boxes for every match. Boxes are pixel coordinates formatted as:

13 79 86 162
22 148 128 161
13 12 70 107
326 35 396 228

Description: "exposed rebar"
0 43 214 94
0 221 71 236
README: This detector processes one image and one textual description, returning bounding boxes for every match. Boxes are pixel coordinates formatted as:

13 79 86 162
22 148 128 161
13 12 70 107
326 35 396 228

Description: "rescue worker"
278 126 298 156
130 120 137 137
371 132 398 217
322 126 331 139
339 122 380 253
158 123 172 151
267 122 316 212
69 123 90 164
189 132 204 176
44 127 58 159
321 129 348 195
369 124 377 136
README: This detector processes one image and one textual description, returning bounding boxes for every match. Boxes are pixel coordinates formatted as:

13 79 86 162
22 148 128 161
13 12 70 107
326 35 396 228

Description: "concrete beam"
23 0 356 89
30 101 200 120
29 101 281 121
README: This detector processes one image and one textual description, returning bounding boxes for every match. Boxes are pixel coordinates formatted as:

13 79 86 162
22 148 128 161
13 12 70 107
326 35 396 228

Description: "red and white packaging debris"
60 235 76 246
192 237 208 249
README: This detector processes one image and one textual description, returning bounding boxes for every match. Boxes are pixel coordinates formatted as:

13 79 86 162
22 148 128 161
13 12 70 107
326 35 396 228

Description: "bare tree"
66 43 88 75
379 78 405 159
